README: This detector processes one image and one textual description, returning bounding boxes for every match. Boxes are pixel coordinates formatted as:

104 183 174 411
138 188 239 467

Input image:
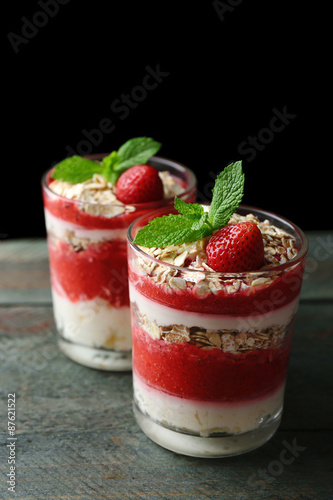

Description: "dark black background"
2 1 328 239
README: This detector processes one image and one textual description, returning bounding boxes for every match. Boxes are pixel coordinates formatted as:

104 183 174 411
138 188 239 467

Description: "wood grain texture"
0 239 51 305
0 236 332 499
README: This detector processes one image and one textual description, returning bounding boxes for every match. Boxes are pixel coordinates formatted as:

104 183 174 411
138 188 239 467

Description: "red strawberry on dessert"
206 221 265 272
116 165 164 204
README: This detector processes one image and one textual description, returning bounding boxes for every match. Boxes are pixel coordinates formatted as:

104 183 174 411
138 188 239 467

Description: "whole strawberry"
206 222 265 272
116 164 164 204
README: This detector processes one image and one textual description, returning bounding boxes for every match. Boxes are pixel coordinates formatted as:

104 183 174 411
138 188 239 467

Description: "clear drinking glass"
42 155 196 371
127 205 308 457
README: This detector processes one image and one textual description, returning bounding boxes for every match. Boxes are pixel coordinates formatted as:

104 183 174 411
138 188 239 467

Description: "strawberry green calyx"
51 137 162 185
133 161 245 248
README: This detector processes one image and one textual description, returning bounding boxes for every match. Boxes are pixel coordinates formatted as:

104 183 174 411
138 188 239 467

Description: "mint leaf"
191 212 209 230
208 161 244 229
117 137 161 167
133 213 212 248
112 137 161 178
133 161 245 248
174 197 204 218
51 156 104 183
101 151 120 185
51 137 162 185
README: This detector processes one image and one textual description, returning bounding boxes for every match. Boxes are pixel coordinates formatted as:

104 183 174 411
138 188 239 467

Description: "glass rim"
41 154 197 210
127 203 309 277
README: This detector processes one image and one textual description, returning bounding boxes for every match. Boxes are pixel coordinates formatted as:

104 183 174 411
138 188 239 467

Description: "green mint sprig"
133 161 244 248
51 137 162 185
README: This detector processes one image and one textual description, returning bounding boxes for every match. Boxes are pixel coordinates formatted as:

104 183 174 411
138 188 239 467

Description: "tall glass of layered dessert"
42 138 196 370
127 161 308 457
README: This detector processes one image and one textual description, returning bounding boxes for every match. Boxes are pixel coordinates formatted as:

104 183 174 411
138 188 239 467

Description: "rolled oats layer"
49 174 124 218
64 230 91 252
131 301 293 353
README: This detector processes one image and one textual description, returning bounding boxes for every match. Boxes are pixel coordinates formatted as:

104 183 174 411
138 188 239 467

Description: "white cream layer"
52 290 131 350
134 373 284 436
129 283 300 333
44 208 127 243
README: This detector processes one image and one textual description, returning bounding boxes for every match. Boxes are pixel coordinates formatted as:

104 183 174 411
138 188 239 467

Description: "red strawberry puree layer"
49 239 129 307
132 319 292 403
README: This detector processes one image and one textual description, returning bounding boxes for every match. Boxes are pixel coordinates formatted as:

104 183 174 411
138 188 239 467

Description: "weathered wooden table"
0 234 332 500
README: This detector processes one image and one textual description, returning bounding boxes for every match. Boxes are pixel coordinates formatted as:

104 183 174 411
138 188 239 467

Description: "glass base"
58 338 132 371
133 402 281 458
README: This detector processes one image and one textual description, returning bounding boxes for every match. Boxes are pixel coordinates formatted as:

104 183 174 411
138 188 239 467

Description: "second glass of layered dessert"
127 161 308 457
42 137 196 370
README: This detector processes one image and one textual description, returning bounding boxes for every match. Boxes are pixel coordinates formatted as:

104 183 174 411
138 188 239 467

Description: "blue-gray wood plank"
0 235 332 499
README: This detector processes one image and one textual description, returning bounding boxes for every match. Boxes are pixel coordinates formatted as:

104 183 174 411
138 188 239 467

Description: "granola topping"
135 213 299 292
49 170 184 218
131 302 291 352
